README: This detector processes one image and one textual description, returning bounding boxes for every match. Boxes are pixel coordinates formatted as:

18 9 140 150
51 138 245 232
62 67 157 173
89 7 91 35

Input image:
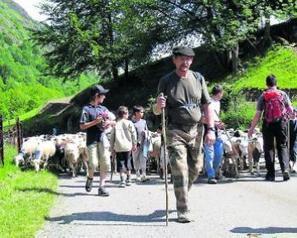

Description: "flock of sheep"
12 127 264 179
13 132 88 177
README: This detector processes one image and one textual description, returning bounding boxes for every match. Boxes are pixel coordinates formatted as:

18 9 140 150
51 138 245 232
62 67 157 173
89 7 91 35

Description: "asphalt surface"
36 167 297 238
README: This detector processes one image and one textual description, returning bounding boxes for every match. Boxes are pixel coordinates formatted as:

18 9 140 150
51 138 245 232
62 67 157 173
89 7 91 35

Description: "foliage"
231 46 297 92
0 144 58 238
221 95 256 130
0 1 98 121
32 0 297 81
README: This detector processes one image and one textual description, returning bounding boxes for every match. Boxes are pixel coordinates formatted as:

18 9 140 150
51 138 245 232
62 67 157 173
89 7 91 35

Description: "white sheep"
14 137 41 167
33 140 56 171
64 142 80 177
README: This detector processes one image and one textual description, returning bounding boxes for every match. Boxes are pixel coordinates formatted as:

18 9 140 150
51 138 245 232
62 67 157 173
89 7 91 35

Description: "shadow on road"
231 227 297 234
17 187 96 197
45 209 176 226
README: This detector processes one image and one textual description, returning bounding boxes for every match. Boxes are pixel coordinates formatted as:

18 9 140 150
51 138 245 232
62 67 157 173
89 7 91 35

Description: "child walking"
131 105 150 182
110 106 137 187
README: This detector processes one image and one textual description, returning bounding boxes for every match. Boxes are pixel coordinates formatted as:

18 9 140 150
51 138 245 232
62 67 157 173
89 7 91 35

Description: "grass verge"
0 144 58 238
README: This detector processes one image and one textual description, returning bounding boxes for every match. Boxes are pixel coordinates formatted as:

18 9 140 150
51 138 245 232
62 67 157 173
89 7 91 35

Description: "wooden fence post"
16 117 22 153
0 115 4 166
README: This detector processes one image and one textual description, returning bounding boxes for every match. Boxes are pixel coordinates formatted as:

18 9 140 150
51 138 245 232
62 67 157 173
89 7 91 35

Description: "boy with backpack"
110 106 137 187
248 75 293 181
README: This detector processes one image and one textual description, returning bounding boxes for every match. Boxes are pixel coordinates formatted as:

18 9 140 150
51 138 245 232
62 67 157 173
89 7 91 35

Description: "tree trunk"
111 64 118 81
231 44 239 73
124 58 129 81
263 18 272 47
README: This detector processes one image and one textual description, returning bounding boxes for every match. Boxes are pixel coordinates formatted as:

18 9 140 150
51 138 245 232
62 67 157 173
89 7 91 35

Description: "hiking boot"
283 171 290 181
265 173 275 182
208 178 217 184
135 175 141 182
119 181 126 188
98 187 109 197
141 175 149 182
177 211 191 223
126 179 132 186
85 177 93 192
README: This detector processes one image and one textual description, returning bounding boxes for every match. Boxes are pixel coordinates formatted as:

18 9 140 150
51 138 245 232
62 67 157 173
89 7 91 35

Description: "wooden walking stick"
160 93 169 226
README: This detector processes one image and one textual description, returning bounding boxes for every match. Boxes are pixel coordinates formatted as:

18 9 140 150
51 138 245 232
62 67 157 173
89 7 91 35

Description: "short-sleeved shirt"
80 104 110 146
157 70 211 128
132 119 148 144
210 97 221 122
256 89 291 112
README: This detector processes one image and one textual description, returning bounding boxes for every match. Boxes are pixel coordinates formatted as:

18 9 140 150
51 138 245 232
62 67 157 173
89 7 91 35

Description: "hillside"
0 0 97 121
231 46 297 92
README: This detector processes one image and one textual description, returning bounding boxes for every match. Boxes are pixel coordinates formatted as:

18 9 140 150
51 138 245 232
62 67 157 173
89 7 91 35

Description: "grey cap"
173 46 195 56
90 84 109 96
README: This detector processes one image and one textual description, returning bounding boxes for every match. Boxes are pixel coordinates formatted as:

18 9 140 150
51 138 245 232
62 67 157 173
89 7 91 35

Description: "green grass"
0 144 58 238
231 45 297 92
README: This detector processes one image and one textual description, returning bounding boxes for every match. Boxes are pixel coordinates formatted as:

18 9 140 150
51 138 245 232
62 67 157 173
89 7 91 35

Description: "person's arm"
248 95 264 138
109 127 116 151
130 122 138 151
203 103 216 145
153 77 166 115
80 118 102 130
79 108 103 130
200 75 215 145
248 111 262 138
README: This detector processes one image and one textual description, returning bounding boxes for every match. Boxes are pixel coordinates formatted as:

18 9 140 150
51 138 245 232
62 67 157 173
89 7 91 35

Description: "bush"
221 94 256 130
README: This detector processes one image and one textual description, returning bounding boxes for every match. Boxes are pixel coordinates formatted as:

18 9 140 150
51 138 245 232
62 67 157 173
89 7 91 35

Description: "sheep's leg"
33 160 40 172
232 156 239 178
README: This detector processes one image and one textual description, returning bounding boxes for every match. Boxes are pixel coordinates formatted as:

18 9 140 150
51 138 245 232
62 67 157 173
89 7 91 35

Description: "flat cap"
173 46 195 56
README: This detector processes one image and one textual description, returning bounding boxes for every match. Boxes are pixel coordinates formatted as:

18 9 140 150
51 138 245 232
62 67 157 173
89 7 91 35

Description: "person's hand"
157 94 166 110
132 144 137 152
216 121 225 130
201 116 207 124
95 116 103 124
102 119 115 129
205 130 216 145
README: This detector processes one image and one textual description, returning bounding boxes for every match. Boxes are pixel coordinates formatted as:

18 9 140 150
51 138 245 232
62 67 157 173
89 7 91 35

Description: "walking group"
80 46 297 223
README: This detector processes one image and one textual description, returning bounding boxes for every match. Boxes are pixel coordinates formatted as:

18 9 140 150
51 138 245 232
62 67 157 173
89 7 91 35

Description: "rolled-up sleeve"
80 107 88 124
200 75 211 105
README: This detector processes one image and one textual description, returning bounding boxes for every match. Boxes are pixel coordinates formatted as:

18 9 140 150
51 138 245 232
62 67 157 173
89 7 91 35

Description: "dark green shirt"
157 70 211 128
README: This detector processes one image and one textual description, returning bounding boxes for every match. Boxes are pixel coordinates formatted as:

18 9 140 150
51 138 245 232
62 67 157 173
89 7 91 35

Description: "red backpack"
263 89 286 123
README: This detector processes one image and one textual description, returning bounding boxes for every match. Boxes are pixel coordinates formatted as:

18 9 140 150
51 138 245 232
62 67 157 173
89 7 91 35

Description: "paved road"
36 169 297 238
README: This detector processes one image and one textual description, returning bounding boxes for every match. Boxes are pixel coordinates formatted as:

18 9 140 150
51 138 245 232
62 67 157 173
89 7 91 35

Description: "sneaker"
85 177 93 192
265 173 275 182
141 175 149 182
208 178 217 184
126 179 132 186
135 175 141 182
283 171 290 181
177 211 191 223
98 187 110 196
119 181 126 188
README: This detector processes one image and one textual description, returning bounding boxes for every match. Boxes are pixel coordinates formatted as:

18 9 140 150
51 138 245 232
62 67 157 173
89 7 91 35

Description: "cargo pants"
167 124 204 213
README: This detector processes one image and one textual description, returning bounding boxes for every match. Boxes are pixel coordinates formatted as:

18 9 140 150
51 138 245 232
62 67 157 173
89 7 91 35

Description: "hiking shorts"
87 142 111 173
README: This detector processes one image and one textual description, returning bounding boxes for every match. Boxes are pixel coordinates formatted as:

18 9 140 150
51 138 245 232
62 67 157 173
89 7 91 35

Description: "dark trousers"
289 120 297 162
262 119 289 176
